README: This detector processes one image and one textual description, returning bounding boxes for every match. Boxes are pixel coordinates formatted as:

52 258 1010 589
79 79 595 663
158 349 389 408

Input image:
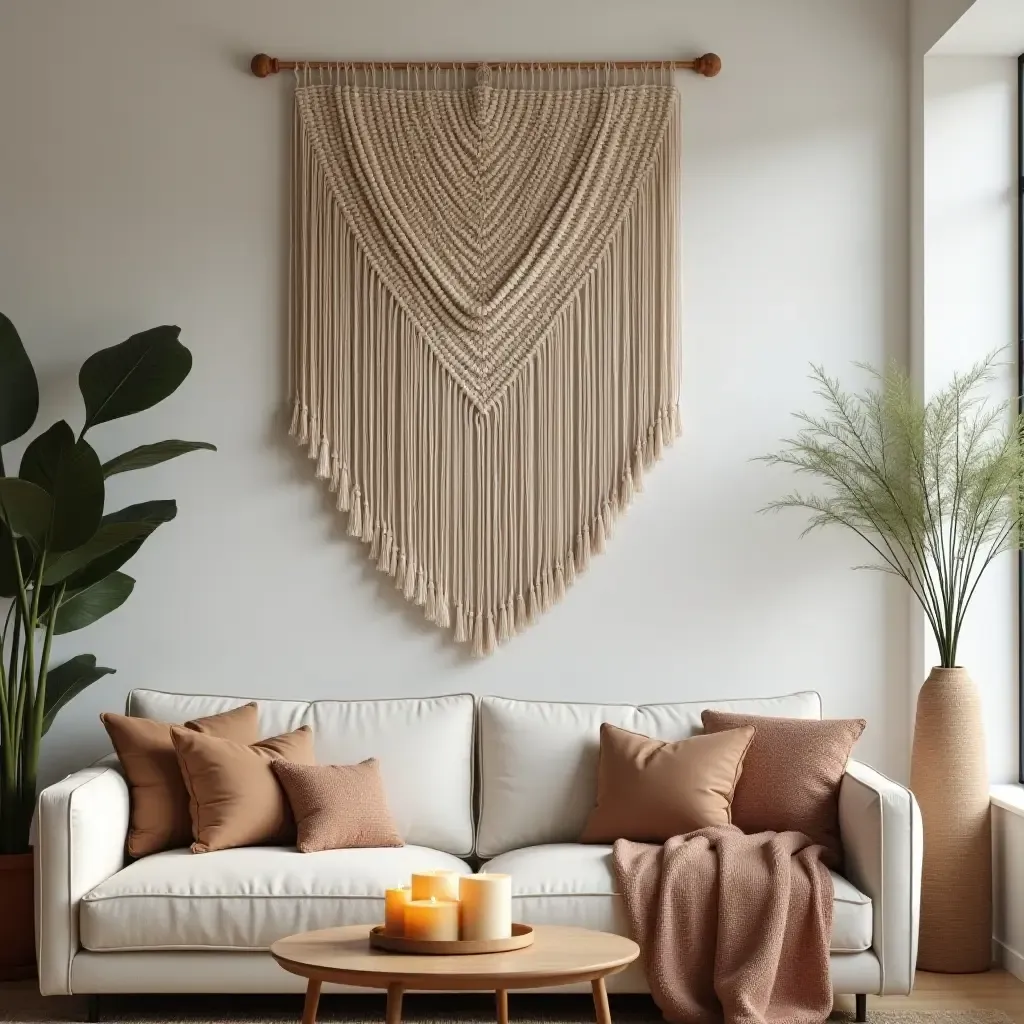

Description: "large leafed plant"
0 314 214 854
760 354 1024 669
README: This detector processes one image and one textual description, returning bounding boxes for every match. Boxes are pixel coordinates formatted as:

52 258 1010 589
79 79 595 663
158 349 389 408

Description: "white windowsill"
991 784 1024 817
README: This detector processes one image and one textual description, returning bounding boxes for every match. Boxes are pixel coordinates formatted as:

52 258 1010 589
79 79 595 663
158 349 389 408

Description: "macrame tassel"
541 572 552 612
288 399 301 438
315 438 331 480
376 532 391 572
516 593 528 633
336 465 351 511
297 405 309 445
654 415 665 459
425 582 437 623
389 545 399 576
360 502 373 544
415 569 427 607
484 613 497 655
328 456 341 493
554 564 566 602
632 448 645 493
528 584 539 625
395 552 408 591
498 603 511 643
593 510 607 555
565 551 577 586
307 421 320 461
436 592 451 630
347 487 363 538
621 465 635 508
369 524 381 560
578 524 592 572
403 560 417 601
472 612 485 658
454 602 468 643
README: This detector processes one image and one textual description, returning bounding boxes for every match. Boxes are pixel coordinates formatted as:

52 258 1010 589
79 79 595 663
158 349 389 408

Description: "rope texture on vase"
288 64 681 654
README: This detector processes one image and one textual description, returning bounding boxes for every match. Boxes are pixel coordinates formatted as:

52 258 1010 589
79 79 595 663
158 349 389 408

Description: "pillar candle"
403 897 459 941
410 870 460 902
458 873 512 940
384 886 411 936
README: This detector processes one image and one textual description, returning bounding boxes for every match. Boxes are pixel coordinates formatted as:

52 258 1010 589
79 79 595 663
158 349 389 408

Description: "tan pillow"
100 703 259 857
701 711 866 866
579 722 755 844
271 758 404 853
171 725 315 853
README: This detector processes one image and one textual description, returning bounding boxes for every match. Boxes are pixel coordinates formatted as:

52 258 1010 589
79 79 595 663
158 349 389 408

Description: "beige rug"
0 992 1014 1024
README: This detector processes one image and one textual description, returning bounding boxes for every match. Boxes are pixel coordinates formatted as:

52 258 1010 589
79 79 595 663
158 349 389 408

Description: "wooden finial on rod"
694 53 722 78
250 53 278 78
249 53 722 78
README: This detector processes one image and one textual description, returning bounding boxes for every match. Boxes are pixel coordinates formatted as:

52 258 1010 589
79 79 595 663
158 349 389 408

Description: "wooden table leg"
302 979 322 1024
592 977 611 1024
386 983 404 1024
496 989 509 1024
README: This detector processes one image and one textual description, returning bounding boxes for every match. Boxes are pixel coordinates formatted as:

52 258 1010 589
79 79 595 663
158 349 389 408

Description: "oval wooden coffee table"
271 924 639 1024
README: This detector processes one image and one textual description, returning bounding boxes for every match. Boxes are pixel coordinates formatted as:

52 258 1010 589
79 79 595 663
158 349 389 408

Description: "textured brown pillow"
171 725 315 853
101 703 259 857
701 711 866 866
271 758 404 853
579 723 756 844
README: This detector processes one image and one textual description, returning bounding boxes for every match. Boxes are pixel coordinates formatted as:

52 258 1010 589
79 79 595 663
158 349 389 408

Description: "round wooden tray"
368 923 535 955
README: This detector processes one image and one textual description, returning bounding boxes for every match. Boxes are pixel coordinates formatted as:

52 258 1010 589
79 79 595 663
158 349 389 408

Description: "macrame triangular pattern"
289 67 681 655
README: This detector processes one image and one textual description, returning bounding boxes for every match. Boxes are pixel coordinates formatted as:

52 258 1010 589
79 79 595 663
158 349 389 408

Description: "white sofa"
36 688 921 1011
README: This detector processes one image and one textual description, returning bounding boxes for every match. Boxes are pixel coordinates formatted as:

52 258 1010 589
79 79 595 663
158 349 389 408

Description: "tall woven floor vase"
910 667 991 973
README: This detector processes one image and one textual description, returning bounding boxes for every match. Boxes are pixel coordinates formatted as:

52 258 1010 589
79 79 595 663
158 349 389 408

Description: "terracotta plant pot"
0 852 36 981
910 667 991 973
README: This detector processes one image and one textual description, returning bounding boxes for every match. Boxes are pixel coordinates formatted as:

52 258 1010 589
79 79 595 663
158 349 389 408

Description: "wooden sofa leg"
86 996 100 1023
854 994 867 1022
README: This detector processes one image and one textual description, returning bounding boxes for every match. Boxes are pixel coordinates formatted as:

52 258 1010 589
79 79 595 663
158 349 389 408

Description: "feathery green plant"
760 353 1024 669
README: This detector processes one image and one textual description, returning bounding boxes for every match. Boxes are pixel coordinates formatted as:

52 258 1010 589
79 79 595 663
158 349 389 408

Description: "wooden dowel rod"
250 53 722 79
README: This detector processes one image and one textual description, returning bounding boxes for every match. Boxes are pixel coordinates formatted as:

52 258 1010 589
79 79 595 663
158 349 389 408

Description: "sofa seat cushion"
481 843 872 955
80 845 471 952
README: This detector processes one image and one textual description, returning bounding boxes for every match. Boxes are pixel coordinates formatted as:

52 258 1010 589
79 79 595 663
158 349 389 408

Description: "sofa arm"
35 759 129 995
838 759 922 995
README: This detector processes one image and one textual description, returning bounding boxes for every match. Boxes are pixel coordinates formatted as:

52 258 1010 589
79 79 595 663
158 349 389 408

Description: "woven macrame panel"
289 67 681 655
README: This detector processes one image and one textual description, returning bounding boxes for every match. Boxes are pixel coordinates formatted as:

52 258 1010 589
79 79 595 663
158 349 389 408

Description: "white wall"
0 0 910 785
911 0 977 56
921 56 1019 783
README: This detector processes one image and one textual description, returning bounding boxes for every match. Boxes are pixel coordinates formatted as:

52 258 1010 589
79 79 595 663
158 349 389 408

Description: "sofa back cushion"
127 690 475 856
475 691 822 858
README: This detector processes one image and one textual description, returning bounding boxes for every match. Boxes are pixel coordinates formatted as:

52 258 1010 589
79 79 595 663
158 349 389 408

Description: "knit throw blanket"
614 827 835 1024
288 66 680 653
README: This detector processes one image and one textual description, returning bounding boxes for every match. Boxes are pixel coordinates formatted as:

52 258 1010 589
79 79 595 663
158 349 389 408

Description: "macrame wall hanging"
270 56 695 656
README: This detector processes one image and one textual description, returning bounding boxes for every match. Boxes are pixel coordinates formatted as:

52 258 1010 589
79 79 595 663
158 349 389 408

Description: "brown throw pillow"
579 723 756 844
271 758 404 853
101 703 259 857
701 711 866 866
171 725 315 853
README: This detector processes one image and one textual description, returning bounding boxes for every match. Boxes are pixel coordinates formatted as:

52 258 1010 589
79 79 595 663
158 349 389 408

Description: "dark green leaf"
0 312 39 448
102 499 178 528
0 521 34 598
79 326 192 432
42 522 149 585
102 440 216 478
61 500 177 590
41 654 115 735
20 423 104 551
0 478 52 546
48 572 134 635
